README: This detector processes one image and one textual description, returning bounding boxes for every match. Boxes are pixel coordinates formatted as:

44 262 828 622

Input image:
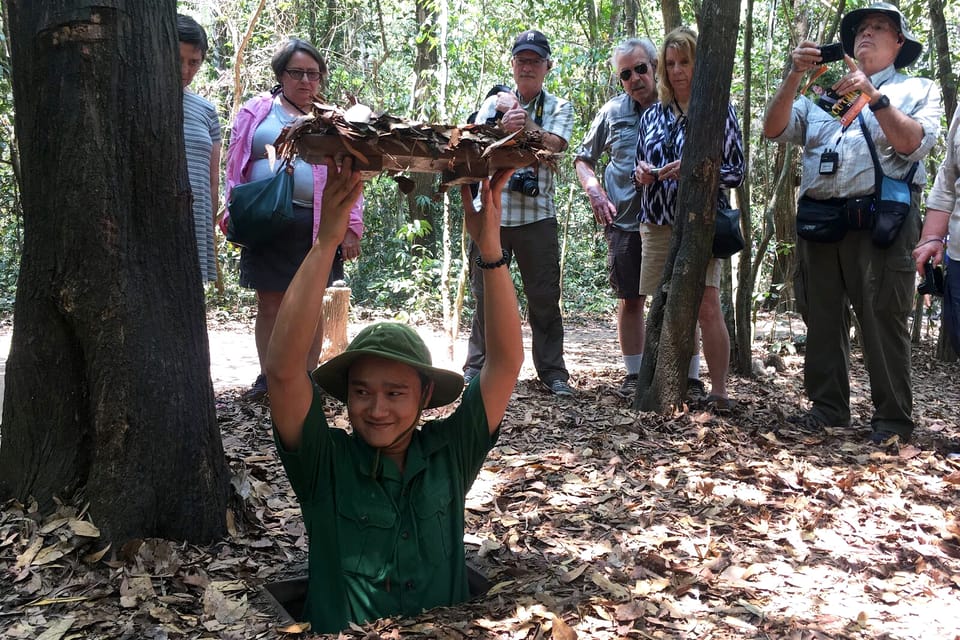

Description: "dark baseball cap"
512 30 551 58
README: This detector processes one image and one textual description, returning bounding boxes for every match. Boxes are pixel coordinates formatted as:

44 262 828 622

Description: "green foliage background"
0 0 957 321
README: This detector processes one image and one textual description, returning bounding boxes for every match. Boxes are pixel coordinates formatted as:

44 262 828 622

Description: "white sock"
624 354 642 375
688 354 701 380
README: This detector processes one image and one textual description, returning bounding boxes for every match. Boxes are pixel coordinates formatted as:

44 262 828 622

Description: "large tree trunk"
636 0 741 413
0 1 229 544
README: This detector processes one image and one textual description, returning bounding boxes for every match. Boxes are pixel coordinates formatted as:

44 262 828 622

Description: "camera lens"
509 170 539 197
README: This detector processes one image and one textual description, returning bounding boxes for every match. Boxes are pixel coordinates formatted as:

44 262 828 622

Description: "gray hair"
611 38 658 70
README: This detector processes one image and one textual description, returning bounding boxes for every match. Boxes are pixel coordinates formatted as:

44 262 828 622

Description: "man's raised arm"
265 157 363 450
462 170 524 433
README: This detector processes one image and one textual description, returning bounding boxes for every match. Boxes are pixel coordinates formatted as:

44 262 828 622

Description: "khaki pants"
794 192 920 438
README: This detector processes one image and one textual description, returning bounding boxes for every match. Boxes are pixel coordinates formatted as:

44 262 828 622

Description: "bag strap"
857 112 918 192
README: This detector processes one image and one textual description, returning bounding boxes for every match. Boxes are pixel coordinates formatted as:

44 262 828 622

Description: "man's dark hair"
271 38 328 85
177 14 208 59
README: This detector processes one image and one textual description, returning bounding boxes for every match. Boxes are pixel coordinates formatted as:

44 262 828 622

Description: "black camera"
918 261 945 297
508 169 540 197
818 42 844 64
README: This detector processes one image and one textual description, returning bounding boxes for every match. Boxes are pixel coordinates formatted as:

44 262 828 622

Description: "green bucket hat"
840 2 922 69
311 322 464 408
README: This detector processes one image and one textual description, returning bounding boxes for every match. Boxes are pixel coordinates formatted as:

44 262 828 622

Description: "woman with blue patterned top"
633 26 745 408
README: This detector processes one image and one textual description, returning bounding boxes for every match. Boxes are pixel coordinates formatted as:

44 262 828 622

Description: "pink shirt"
222 93 364 241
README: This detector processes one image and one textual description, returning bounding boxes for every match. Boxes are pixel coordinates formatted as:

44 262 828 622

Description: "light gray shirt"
183 91 221 281
925 105 960 261
770 65 942 200
574 93 646 232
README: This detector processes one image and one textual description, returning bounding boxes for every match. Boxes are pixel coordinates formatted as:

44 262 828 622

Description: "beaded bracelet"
475 249 509 270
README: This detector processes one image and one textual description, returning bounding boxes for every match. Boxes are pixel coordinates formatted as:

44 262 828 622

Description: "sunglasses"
284 68 322 82
619 63 650 82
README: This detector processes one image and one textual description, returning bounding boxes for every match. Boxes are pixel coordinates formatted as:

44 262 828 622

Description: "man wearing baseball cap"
265 159 523 632
463 29 576 397
763 2 942 444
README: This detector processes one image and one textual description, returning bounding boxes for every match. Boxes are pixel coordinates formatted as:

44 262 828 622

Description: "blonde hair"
657 26 698 105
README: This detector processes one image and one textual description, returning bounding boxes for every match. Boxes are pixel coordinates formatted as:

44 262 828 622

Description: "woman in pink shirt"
224 38 364 401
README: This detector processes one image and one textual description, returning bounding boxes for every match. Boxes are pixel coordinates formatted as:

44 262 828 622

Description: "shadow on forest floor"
2 312 959 639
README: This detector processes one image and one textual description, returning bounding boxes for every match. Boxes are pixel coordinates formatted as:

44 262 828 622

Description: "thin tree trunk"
636 0 741 413
623 0 637 38
661 0 681 33
406 0 439 252
733 0 756 376
926 0 956 362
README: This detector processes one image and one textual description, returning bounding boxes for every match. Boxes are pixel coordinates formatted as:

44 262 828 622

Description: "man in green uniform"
265 159 523 632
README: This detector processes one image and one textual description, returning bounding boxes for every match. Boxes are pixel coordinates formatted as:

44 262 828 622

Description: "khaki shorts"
638 223 722 296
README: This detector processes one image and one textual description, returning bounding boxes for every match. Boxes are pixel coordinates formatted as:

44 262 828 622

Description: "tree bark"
635 0 741 413
926 0 958 363
406 0 439 251
623 0 637 38
732 0 756 376
928 0 955 120
661 0 682 33
765 143 798 311
0 1 229 544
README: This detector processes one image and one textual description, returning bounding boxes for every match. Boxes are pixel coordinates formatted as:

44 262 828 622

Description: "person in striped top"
178 14 222 283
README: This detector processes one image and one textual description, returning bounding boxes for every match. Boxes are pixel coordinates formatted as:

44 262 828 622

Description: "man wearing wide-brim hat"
264 160 524 633
762 2 942 444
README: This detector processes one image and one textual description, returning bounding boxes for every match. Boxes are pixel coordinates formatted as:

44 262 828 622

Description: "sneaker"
787 411 828 434
463 368 480 385
242 374 268 401
546 379 574 397
686 378 707 402
617 374 639 398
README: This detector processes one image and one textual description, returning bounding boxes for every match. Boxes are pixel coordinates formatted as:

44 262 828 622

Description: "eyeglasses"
855 20 897 35
284 68 322 82
619 63 650 82
513 56 546 68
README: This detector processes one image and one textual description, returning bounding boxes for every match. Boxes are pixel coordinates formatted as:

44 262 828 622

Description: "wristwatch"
870 94 891 112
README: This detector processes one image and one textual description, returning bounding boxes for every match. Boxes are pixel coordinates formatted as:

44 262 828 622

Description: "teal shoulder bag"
226 159 296 249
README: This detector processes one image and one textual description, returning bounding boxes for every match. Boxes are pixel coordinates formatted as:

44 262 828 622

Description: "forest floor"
2 309 960 639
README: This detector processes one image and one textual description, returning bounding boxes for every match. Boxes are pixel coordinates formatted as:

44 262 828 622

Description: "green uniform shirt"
274 379 496 633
